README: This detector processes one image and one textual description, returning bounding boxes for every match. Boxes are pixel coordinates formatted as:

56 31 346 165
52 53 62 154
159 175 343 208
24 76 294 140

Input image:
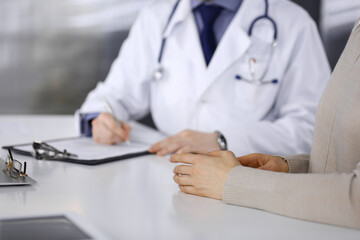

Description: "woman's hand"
237 153 289 173
170 151 240 200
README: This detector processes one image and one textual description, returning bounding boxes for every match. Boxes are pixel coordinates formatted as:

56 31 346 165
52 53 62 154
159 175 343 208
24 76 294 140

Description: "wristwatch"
215 131 227 150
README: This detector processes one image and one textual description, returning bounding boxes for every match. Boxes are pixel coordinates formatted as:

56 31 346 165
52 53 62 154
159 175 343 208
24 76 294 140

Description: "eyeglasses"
3 149 28 179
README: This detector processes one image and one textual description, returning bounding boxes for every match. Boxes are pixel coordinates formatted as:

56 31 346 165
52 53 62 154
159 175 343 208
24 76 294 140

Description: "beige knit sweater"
223 19 360 229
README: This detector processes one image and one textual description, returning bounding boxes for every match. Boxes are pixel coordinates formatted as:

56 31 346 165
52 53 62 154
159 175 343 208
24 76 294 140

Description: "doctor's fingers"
121 121 132 133
92 121 117 145
170 153 208 164
101 116 130 141
157 143 182 156
149 136 180 154
148 140 165 153
94 118 127 143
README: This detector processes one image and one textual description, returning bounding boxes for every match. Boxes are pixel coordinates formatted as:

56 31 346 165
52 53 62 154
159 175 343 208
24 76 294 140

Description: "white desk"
0 115 359 240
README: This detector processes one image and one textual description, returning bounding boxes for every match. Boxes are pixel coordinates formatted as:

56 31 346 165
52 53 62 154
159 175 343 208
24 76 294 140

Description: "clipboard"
2 137 153 166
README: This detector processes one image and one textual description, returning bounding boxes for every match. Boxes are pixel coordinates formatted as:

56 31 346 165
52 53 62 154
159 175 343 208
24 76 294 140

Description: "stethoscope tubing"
154 0 278 85
248 0 277 40
157 0 181 64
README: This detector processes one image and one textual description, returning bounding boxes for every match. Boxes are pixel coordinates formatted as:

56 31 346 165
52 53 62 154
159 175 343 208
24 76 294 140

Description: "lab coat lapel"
200 0 262 96
163 0 207 71
206 23 251 80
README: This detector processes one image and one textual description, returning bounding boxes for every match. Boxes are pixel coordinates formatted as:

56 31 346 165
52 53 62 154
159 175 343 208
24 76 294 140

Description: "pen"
102 98 131 145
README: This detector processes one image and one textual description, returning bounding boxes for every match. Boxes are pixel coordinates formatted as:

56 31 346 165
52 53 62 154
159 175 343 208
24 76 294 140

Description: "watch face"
220 142 226 150
216 132 227 150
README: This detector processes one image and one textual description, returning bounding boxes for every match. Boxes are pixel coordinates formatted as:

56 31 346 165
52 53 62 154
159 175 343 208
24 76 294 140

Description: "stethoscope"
153 0 278 86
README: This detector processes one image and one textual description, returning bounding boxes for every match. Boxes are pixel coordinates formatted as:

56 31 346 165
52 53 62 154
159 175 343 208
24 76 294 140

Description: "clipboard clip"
33 141 78 160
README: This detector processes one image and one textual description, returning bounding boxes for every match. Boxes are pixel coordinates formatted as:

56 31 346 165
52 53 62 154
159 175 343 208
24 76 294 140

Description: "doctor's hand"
91 113 131 145
171 151 240 200
237 153 289 173
149 130 220 156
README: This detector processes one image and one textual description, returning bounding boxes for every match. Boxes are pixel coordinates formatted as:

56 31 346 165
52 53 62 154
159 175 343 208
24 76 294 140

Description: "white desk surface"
0 115 359 240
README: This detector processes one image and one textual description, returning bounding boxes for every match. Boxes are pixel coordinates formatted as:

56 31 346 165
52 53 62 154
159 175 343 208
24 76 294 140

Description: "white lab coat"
79 0 330 156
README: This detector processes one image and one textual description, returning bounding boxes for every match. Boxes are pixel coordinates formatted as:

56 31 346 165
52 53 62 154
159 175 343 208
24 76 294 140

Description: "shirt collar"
191 0 242 12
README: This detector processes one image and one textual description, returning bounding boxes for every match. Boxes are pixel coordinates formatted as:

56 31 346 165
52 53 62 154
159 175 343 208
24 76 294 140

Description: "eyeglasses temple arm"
8 149 14 161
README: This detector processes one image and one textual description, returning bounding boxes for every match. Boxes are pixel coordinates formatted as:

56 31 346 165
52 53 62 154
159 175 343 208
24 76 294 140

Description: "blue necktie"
197 4 223 66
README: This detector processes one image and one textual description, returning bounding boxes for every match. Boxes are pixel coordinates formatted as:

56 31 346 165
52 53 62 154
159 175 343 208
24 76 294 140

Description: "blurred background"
0 0 360 117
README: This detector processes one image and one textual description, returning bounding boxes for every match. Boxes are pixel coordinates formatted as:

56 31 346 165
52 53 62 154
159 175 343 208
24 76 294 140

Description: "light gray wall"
0 0 148 114
321 0 360 69
0 0 359 115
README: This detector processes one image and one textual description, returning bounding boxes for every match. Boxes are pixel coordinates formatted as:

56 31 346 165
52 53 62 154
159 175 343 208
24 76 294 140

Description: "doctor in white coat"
78 0 330 157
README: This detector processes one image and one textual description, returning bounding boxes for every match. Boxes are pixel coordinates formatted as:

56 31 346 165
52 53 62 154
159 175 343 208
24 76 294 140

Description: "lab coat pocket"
234 80 261 111
233 61 280 112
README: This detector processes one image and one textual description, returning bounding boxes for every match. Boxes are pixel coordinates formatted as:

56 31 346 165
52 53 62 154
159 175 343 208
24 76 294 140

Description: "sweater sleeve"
284 154 310 173
223 163 360 229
